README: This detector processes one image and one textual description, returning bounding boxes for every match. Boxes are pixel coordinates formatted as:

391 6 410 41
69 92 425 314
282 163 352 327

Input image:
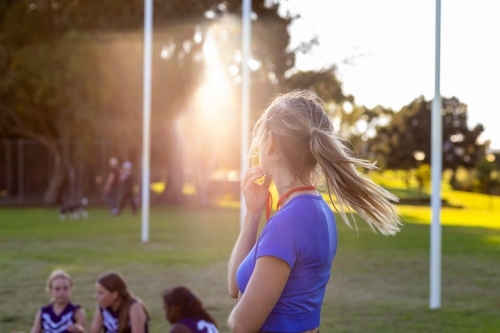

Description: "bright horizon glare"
280 0 500 149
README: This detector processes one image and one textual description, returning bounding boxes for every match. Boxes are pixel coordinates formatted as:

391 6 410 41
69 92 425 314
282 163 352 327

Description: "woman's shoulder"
169 322 193 333
68 302 82 310
128 300 147 317
40 303 53 312
129 300 141 311
270 197 322 224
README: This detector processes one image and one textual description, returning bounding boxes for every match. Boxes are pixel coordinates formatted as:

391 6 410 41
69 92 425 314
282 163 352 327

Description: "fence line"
0 138 112 205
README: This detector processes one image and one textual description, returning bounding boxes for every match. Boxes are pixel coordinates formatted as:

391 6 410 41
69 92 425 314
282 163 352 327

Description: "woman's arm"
227 256 291 333
227 210 262 298
228 167 270 298
88 307 102 333
29 310 42 333
129 302 147 333
67 307 86 333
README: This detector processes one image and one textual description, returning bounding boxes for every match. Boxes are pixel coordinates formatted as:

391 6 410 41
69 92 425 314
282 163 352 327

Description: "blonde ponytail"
310 129 401 235
251 90 401 236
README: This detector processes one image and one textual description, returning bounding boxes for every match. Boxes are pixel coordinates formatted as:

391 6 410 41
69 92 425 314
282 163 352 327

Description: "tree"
285 67 397 156
474 156 498 195
367 96 486 181
0 32 103 203
0 0 303 204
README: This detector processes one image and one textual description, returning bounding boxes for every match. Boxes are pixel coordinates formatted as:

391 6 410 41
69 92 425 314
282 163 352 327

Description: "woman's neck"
52 301 69 315
111 298 122 311
273 169 316 206
273 168 310 194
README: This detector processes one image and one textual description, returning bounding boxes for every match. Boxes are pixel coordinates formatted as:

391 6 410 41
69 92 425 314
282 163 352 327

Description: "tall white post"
240 0 252 229
17 139 24 203
430 0 442 309
141 0 153 242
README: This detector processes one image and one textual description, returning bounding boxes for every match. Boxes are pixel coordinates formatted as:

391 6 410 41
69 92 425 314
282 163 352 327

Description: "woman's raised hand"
241 167 270 214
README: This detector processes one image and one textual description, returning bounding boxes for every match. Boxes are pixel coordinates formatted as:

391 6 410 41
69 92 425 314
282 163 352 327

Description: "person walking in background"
162 286 219 333
227 90 402 333
104 157 120 215
29 269 86 333
90 271 149 333
117 161 137 215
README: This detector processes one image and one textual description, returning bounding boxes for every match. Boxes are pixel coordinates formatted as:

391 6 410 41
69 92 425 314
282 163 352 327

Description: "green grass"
1 204 499 333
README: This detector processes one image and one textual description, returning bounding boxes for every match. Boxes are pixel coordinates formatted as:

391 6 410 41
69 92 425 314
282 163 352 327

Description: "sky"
278 0 500 149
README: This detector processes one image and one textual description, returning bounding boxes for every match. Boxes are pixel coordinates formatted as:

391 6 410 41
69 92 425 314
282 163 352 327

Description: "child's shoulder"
40 303 54 312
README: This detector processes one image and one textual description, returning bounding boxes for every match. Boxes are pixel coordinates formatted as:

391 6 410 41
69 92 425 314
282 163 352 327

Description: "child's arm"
129 302 147 333
67 307 86 333
29 310 42 333
88 307 102 333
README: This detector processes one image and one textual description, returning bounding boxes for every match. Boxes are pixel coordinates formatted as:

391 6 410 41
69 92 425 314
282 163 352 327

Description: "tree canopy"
367 96 486 172
0 0 302 204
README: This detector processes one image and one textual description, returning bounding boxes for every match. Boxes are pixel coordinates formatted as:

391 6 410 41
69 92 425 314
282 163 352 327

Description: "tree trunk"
449 168 457 189
156 122 186 204
161 158 185 204
61 140 77 201
43 152 67 205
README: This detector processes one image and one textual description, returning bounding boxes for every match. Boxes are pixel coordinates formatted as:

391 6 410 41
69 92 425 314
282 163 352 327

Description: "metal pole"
141 0 153 242
17 138 24 203
5 140 12 198
430 0 442 310
240 0 252 229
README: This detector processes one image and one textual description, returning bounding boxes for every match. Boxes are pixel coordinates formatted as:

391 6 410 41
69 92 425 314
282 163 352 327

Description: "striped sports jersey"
40 302 80 333
99 301 148 333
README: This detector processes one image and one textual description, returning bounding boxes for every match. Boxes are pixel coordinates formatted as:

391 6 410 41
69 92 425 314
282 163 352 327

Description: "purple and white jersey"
178 318 219 333
40 302 80 333
100 303 149 333
100 306 119 333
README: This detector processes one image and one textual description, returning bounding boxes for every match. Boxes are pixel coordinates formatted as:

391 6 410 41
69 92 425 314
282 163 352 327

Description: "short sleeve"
256 216 299 268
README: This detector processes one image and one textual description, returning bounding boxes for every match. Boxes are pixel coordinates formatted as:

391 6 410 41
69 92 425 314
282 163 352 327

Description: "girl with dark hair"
162 286 219 333
29 269 86 333
227 90 402 333
89 272 149 333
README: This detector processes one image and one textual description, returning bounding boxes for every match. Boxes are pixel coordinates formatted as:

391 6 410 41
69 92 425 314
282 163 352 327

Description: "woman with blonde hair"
30 269 86 333
227 90 401 333
89 272 149 333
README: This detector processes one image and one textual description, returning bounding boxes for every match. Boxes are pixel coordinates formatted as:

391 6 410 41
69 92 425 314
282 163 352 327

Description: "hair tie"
310 128 318 136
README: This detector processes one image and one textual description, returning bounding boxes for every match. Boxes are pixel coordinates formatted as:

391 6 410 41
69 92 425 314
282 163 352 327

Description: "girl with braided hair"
89 272 149 333
227 90 401 333
162 286 219 333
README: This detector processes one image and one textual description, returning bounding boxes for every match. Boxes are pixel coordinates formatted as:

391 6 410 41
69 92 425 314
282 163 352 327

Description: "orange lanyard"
266 186 316 220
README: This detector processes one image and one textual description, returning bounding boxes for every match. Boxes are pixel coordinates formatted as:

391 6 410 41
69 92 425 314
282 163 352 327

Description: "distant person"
162 286 219 333
117 161 137 215
30 269 86 333
89 271 149 333
227 90 401 333
104 157 120 215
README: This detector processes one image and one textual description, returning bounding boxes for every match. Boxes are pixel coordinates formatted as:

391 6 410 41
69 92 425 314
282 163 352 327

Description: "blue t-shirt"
236 194 337 333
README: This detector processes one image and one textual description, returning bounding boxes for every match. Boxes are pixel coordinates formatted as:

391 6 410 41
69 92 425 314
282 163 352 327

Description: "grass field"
1 198 499 332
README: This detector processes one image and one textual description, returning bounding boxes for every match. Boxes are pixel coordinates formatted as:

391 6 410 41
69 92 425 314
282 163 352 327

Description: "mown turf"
1 205 499 333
